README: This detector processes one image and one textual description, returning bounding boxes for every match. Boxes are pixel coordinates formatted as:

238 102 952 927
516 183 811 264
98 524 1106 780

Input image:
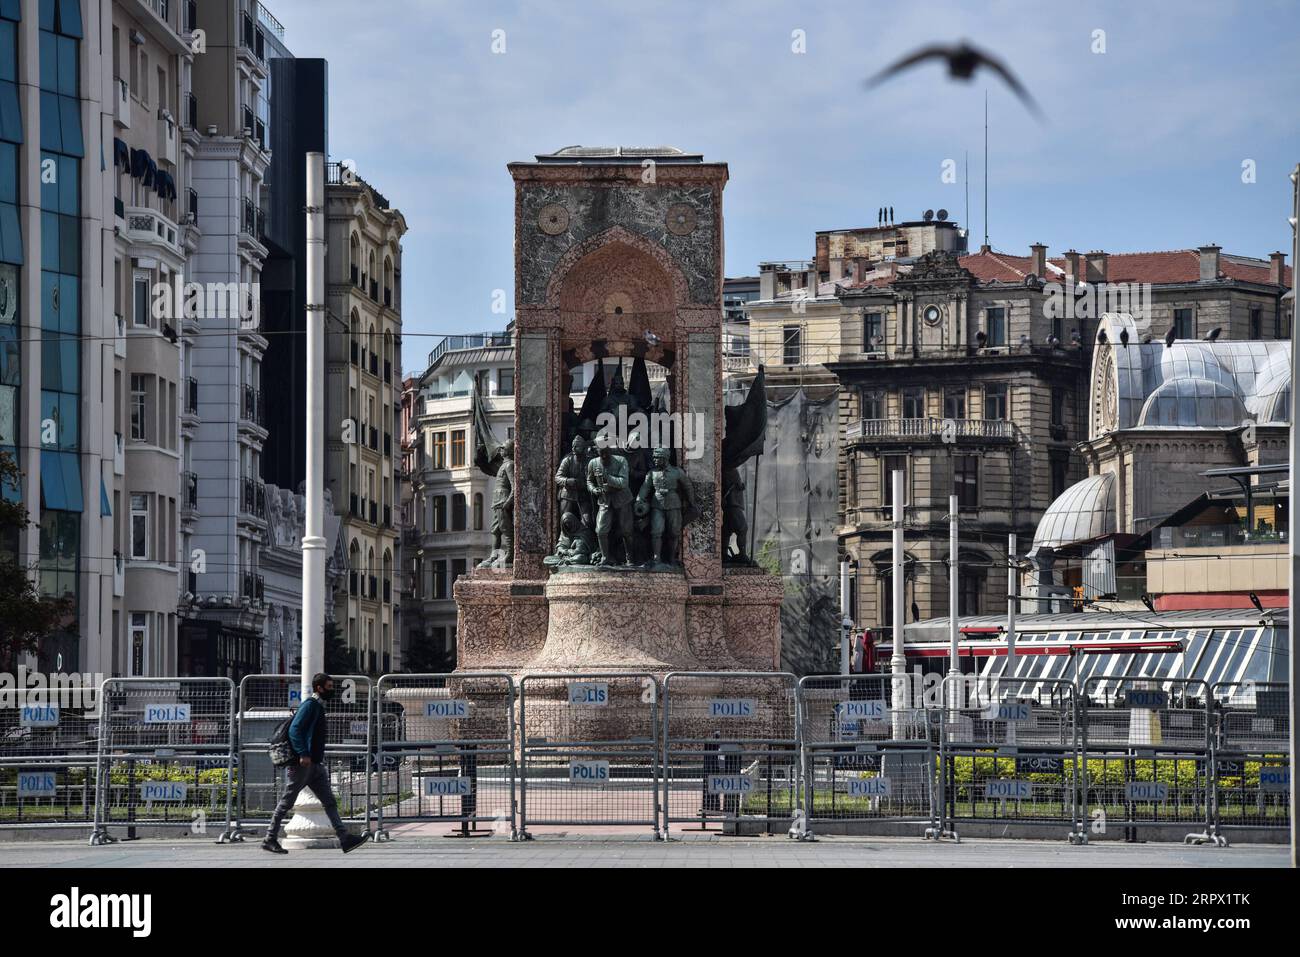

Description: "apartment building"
325 160 406 674
178 0 274 678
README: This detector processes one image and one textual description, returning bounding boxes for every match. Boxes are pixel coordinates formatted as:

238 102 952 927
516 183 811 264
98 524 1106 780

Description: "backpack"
268 713 297 767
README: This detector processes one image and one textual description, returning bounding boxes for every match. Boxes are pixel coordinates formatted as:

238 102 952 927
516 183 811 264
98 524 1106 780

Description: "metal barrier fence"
799 673 938 839
373 673 516 839
518 673 660 838
1080 677 1215 844
233 674 374 839
91 677 237 845
939 676 1080 843
1210 681 1290 844
661 672 799 836
0 685 101 832
0 671 1275 845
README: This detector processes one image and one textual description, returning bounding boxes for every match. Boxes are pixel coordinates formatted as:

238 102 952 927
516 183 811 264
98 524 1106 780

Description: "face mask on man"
318 686 334 701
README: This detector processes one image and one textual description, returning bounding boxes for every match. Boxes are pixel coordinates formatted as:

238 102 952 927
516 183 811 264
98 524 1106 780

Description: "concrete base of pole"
280 788 339 850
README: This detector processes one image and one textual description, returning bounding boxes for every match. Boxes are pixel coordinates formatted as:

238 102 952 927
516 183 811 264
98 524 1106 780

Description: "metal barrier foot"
1184 831 1212 845
373 828 392 843
216 828 243 844
88 830 116 847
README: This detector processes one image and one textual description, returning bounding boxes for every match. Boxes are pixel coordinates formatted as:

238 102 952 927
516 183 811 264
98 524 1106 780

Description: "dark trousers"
267 761 348 839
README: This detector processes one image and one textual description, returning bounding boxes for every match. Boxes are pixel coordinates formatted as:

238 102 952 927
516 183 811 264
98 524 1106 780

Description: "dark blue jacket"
288 695 327 762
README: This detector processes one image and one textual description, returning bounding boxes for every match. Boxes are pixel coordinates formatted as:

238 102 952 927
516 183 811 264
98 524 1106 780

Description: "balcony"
240 478 267 522
124 206 182 258
240 386 265 429
184 92 198 132
114 314 127 358
184 0 197 34
158 111 178 167
114 77 130 128
845 417 1016 444
238 12 266 68
186 187 198 226
181 472 198 515
241 571 266 605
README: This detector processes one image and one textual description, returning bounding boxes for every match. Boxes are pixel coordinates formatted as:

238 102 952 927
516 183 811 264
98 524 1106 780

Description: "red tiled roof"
957 249 1291 287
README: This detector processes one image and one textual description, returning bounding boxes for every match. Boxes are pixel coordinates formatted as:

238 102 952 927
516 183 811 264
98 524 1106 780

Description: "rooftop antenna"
983 89 989 248
964 149 969 239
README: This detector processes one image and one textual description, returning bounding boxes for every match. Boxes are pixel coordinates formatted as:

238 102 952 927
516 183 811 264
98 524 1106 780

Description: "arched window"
367 546 376 598
367 250 377 297
383 256 394 307
451 493 467 531
473 492 484 531
382 549 393 603
349 233 360 286
348 540 360 595
349 309 360 365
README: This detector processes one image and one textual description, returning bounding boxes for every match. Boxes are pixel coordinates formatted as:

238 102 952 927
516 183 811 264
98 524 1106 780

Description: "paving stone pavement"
0 834 1287 868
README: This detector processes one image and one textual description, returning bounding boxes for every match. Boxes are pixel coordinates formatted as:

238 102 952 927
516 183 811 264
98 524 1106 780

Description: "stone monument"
454 146 781 677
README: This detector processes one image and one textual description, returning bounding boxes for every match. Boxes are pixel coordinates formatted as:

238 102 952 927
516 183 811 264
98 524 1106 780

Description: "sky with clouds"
267 0 1300 374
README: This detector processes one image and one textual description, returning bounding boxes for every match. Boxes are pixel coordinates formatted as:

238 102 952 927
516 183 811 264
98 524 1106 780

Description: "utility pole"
948 494 961 709
891 470 907 734
301 152 326 699
839 558 852 676
1288 162 1298 868
1006 532 1017 683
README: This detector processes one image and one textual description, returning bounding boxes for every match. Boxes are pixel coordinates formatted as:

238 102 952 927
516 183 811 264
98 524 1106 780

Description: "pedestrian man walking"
263 673 369 854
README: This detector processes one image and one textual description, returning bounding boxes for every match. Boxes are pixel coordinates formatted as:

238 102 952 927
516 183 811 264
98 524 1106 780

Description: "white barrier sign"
706 774 753 795
18 771 57 797
568 683 608 706
841 700 887 722
1259 767 1290 792
20 705 59 728
425 700 470 719
143 703 190 724
287 689 303 708
985 780 1031 800
984 702 1031 722
847 776 891 798
140 782 187 802
349 720 369 738
1126 781 1168 802
709 699 755 718
424 777 472 796
569 760 610 785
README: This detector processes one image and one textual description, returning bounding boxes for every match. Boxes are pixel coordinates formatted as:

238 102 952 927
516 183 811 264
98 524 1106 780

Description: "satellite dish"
937 209 949 221
923 209 934 222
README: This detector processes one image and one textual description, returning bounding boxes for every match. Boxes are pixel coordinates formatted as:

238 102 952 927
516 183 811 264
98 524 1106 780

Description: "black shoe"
339 832 369 854
261 837 288 855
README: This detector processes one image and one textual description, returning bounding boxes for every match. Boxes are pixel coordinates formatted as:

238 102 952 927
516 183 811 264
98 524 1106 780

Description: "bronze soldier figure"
586 436 635 566
635 447 696 567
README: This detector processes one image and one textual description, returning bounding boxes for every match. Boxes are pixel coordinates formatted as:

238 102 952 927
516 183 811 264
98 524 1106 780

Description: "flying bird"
1164 327 1177 348
1203 327 1222 342
865 40 1043 120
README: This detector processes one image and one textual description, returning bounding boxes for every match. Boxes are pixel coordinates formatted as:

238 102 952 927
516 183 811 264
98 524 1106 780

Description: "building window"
129 374 147 441
432 560 447 600
432 432 446 469
1051 388 1066 427
860 389 884 420
943 388 966 420
432 495 446 532
450 430 466 468
130 493 149 560
882 455 907 508
901 387 924 420
846 453 858 509
498 367 514 396
986 306 1006 347
130 612 148 677
1250 306 1262 339
954 455 978 509
984 383 1008 421
473 492 484 530
863 312 883 351
782 324 802 365
1173 308 1193 340
957 569 982 616
452 558 467 584
132 275 151 327
1050 450 1069 501
451 492 467 531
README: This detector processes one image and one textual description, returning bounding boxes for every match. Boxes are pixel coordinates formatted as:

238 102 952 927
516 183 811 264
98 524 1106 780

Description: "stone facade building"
742 230 1292 636
325 161 406 674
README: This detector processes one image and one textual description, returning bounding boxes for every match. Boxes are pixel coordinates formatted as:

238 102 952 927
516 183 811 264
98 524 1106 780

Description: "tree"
402 629 453 674
0 452 74 671
322 620 355 676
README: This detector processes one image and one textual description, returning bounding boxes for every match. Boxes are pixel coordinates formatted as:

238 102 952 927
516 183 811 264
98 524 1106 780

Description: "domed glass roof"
1137 376 1248 428
1034 473 1116 549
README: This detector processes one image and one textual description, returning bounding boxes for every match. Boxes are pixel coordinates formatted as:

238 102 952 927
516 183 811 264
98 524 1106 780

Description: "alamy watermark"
0 667 103 711
1043 279 1153 327
151 277 260 326
592 406 706 460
